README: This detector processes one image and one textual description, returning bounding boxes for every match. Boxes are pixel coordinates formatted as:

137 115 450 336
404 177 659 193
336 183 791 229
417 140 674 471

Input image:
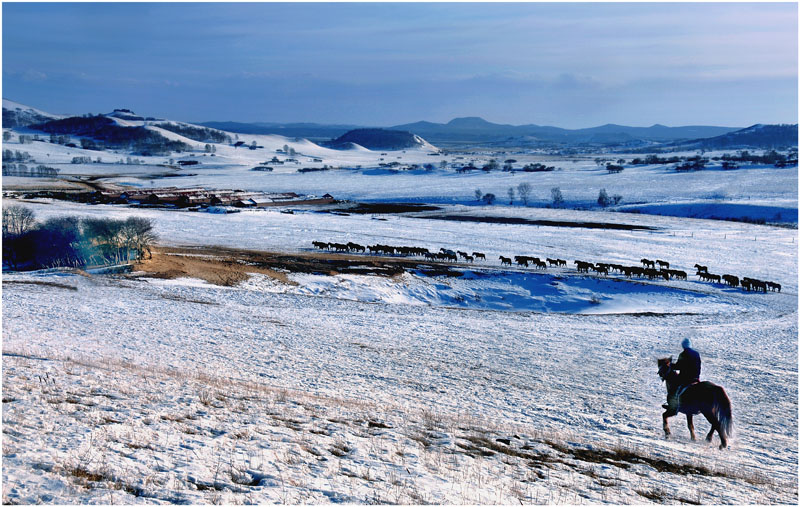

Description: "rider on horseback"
663 338 701 410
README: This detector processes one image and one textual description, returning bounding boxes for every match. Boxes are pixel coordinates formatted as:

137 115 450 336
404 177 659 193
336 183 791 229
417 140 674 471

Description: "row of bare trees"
2 205 156 270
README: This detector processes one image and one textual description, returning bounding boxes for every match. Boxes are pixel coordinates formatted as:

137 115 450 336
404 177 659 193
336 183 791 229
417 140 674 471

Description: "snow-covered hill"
2 98 63 127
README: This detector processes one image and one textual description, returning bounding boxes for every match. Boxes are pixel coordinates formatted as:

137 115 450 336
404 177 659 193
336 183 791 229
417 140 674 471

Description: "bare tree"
474 188 483 201
2 204 36 237
550 187 564 208
120 217 157 260
507 187 515 204
517 182 532 206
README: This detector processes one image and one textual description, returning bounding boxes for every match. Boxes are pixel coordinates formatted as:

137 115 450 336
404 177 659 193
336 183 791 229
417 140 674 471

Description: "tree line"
32 116 191 156
2 205 156 271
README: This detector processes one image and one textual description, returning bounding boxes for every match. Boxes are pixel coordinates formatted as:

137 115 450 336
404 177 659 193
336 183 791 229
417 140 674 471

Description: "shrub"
522 163 555 172
598 188 610 207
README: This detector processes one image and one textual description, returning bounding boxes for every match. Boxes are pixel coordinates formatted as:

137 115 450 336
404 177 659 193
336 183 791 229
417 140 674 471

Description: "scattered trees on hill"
156 122 231 144
715 150 797 167
33 115 191 155
457 162 477 173
521 163 555 172
2 207 156 270
48 134 71 145
675 156 708 172
630 155 681 165
3 164 59 177
3 150 33 163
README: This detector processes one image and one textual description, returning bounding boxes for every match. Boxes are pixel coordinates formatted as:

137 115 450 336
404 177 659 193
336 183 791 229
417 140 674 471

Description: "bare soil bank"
133 246 463 286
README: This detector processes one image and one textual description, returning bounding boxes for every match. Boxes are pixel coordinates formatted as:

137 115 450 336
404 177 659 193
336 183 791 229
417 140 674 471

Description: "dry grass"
2 280 78 291
3 347 791 505
131 244 466 287
133 249 291 286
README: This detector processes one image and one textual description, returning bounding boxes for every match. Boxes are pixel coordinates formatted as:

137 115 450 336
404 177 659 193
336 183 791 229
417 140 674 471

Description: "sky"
2 2 798 128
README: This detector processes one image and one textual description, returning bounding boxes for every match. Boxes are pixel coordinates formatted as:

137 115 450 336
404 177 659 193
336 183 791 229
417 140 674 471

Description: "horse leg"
662 409 676 438
702 411 716 442
686 414 696 441
701 410 727 448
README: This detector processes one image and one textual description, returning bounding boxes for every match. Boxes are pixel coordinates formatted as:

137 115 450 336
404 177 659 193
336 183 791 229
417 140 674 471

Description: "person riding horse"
663 338 701 410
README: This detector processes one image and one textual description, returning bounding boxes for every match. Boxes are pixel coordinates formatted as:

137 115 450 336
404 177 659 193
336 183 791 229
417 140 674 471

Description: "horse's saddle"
676 380 700 398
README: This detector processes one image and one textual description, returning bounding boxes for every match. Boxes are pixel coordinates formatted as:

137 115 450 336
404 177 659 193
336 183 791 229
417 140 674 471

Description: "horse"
657 357 733 449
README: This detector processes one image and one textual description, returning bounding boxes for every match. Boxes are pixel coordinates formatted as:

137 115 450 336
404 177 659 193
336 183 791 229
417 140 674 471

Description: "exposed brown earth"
132 245 463 286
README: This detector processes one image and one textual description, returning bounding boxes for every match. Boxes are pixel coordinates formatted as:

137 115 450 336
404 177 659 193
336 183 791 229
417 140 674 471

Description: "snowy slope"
2 203 797 502
2 99 63 120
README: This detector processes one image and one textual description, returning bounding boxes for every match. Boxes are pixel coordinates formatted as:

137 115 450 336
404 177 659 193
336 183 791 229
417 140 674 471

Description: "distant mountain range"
200 121 362 141
662 124 798 151
202 116 751 148
3 98 795 152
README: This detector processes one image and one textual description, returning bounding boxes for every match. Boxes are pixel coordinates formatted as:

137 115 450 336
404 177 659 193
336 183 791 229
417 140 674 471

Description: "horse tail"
713 385 733 439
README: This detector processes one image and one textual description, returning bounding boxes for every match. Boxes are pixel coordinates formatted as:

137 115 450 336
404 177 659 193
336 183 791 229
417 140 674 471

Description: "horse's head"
657 356 673 381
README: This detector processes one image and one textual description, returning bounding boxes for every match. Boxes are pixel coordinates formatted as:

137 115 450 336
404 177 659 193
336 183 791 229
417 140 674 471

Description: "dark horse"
657 357 733 449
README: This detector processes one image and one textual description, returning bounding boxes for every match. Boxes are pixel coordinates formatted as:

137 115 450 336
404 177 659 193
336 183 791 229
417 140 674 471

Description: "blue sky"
3 2 797 128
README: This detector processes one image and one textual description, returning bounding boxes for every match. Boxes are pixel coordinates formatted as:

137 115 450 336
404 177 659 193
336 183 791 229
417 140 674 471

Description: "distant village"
96 187 335 211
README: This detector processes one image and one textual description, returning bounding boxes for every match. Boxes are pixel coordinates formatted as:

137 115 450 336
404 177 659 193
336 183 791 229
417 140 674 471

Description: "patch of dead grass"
133 248 292 287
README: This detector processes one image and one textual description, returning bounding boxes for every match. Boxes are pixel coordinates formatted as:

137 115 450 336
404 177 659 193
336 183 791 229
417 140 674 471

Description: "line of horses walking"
694 264 780 293
311 241 782 293
312 241 487 263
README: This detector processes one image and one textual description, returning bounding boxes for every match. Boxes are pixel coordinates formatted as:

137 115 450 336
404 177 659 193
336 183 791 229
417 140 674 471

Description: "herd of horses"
311 241 781 294
312 241 486 263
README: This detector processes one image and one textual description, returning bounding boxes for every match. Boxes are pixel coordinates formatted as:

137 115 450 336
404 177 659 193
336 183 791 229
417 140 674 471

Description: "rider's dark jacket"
673 346 701 386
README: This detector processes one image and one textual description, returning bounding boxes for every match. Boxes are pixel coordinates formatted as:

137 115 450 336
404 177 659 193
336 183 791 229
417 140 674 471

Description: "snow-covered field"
2 198 797 504
2 107 798 503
